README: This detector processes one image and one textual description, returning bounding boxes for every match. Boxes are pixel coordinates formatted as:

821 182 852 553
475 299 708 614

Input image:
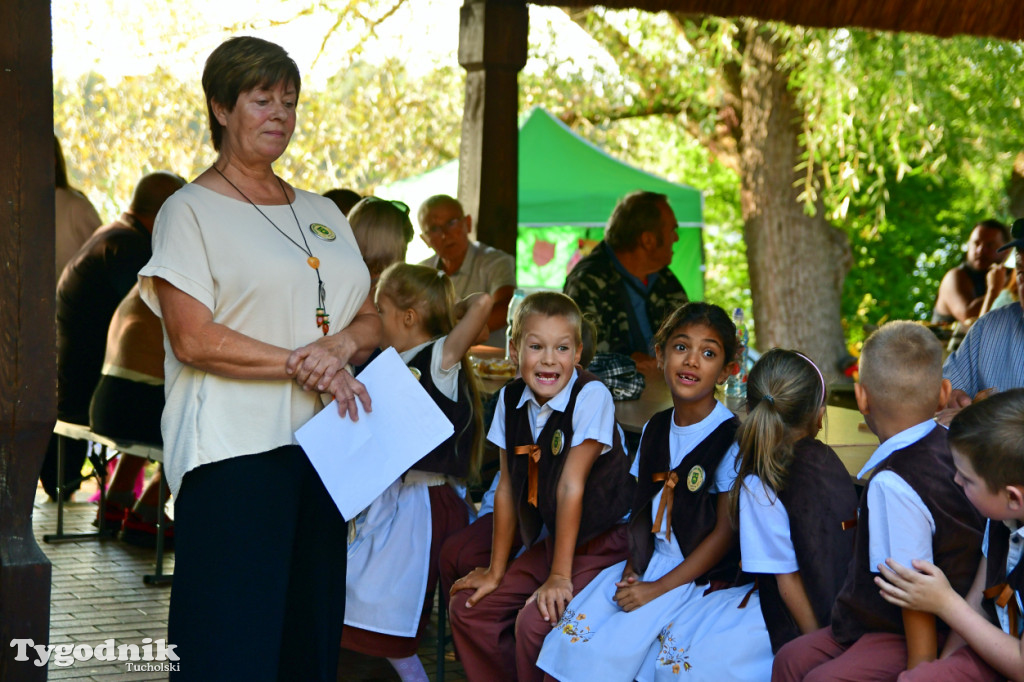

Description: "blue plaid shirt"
943 302 1024 396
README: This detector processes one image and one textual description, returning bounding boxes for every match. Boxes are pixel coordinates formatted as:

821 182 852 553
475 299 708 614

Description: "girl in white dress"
538 302 742 682
342 263 491 682
641 349 858 681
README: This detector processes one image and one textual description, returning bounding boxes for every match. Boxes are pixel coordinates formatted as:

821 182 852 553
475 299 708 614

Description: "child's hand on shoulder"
875 558 957 619
450 566 503 608
613 580 662 612
528 573 574 625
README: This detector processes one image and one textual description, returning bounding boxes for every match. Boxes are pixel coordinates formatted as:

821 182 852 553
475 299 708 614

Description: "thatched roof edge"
527 0 1024 41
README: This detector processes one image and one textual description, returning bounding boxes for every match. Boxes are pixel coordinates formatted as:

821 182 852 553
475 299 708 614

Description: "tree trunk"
1008 151 1024 219
738 24 852 380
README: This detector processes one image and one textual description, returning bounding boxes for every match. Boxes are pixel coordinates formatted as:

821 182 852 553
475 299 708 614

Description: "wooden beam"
458 0 528 256
0 1 54 678
529 0 1024 42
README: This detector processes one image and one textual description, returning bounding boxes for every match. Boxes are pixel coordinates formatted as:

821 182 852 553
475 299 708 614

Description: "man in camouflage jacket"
563 191 689 372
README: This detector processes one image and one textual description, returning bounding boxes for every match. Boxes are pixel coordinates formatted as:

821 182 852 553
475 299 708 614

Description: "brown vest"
407 341 475 478
754 437 859 653
983 520 1024 634
503 371 634 548
628 408 740 583
830 426 984 643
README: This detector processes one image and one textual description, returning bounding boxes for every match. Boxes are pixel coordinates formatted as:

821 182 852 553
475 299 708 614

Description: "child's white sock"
387 654 428 682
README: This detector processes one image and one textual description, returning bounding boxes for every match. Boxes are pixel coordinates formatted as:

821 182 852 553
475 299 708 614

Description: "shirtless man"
932 219 1010 324
89 284 170 544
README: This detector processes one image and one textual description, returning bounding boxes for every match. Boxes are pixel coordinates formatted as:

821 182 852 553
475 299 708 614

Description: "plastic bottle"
724 308 749 406
505 288 526 359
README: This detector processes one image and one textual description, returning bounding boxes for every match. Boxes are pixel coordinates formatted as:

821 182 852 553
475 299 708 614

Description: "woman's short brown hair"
202 36 301 151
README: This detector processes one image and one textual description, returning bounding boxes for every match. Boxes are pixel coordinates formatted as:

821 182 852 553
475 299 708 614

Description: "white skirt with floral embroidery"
537 539 700 682
635 585 773 682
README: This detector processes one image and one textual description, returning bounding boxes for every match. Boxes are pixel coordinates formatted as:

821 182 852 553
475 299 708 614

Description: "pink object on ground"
88 453 146 503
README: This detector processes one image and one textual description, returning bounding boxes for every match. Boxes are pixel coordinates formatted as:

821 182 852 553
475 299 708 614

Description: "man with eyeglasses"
417 194 515 346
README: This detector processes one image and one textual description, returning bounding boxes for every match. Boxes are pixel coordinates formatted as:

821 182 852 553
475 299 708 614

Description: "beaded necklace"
213 165 330 335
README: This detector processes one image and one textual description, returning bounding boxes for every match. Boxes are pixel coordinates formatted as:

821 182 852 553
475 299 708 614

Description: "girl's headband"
793 351 826 407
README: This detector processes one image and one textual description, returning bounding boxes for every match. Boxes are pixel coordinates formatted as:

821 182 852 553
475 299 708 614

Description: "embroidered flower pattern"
656 624 693 673
555 608 593 643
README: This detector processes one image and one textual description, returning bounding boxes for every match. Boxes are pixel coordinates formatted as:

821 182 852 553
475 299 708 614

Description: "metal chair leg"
144 463 172 586
44 437 113 543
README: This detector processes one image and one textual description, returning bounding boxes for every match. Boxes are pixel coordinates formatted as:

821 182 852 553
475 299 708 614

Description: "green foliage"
796 31 1024 337
54 59 464 221
54 69 210 220
525 9 1024 343
53 1 1024 352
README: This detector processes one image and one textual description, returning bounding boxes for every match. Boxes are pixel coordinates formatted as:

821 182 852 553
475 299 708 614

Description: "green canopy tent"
378 108 705 300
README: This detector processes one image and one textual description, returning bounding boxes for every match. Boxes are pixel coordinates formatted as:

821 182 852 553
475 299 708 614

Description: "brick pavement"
32 483 467 681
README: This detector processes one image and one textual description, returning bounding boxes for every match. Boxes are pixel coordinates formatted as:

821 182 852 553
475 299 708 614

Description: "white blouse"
140 183 370 495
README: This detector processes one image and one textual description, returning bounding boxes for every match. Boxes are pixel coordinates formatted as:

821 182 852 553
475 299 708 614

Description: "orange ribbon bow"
652 471 678 541
515 444 542 507
984 582 1020 636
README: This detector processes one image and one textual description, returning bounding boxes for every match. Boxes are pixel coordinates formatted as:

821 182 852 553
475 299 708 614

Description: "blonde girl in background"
341 263 490 682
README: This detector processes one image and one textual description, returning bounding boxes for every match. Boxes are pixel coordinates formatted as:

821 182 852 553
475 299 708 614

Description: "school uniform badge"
686 465 705 492
409 367 422 380
309 223 336 241
551 429 564 456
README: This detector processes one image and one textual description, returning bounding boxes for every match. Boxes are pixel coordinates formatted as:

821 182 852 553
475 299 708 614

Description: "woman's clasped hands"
287 331 371 420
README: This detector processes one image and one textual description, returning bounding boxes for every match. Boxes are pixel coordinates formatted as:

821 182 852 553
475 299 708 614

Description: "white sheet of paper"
296 346 454 520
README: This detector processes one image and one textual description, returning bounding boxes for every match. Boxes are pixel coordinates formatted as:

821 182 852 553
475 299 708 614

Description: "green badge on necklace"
309 223 336 241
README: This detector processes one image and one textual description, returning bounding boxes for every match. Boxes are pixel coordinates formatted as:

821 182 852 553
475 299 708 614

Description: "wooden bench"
45 420 172 585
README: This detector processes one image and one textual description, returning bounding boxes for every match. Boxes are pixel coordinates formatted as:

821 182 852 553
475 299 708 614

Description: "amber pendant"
307 256 320 269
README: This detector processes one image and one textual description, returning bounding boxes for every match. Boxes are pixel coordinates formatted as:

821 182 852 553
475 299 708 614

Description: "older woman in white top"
139 36 379 681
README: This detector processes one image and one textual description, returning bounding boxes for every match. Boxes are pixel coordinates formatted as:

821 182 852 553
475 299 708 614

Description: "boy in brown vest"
876 388 1024 681
448 292 632 682
772 321 984 681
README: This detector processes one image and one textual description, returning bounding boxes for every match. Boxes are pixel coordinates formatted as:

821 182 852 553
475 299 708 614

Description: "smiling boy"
449 292 634 682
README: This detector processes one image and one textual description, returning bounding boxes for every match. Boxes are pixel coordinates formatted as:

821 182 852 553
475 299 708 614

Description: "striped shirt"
943 302 1024 396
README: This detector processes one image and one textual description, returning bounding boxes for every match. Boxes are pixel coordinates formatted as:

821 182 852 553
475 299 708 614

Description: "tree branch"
564 8 741 171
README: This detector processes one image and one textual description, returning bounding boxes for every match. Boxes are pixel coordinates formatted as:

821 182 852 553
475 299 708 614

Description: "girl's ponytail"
730 349 826 521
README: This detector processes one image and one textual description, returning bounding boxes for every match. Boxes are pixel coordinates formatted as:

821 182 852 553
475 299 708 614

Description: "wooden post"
458 0 528 255
1 1 54 679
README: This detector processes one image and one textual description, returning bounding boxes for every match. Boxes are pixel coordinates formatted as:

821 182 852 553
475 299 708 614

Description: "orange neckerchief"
651 471 679 541
984 583 1021 636
514 444 542 507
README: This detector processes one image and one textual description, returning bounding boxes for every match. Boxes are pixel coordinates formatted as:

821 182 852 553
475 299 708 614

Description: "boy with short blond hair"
449 292 633 682
773 321 985 680
876 388 1024 681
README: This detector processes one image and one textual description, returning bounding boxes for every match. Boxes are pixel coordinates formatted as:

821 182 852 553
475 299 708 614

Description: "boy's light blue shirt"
857 419 937 572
